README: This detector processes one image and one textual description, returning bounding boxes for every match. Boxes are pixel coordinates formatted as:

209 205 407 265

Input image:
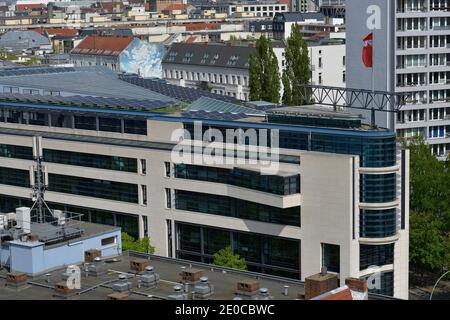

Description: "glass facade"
0 144 33 160
176 222 301 279
48 173 139 203
0 167 29 188
360 244 394 270
175 190 301 227
360 174 397 203
322 243 340 273
175 164 300 195
362 271 394 297
44 149 138 172
360 209 397 238
0 195 139 238
0 108 147 135
183 122 396 167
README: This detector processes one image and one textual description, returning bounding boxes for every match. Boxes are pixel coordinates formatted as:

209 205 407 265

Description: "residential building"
70 35 165 78
291 0 319 12
162 43 253 101
70 35 134 71
0 66 409 299
273 11 344 40
346 0 450 159
0 30 52 54
228 1 288 18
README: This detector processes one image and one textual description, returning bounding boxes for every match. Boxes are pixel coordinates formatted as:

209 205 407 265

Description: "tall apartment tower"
346 0 450 159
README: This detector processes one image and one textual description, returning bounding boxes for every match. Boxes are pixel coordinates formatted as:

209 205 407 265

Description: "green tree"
282 70 292 106
283 23 311 106
248 36 281 104
212 246 247 270
401 136 450 277
409 211 449 278
403 136 450 219
121 232 155 254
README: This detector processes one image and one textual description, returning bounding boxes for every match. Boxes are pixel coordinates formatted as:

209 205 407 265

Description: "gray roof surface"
0 251 306 300
188 96 265 116
274 11 326 22
0 30 51 51
163 42 254 70
0 66 178 103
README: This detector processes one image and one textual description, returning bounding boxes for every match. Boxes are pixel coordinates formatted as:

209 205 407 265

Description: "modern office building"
346 0 450 159
0 66 409 298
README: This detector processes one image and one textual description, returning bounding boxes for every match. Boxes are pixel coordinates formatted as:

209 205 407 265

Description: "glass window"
43 149 137 173
174 190 300 227
360 244 394 270
48 174 139 203
177 223 201 253
322 243 340 273
0 144 33 160
360 209 397 238
0 167 29 188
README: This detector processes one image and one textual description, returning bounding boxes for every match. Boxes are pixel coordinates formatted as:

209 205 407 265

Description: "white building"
346 0 450 159
162 43 252 101
228 1 288 18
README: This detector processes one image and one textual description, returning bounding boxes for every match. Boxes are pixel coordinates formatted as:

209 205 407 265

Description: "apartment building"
162 43 252 101
228 1 288 18
347 0 450 159
163 41 345 102
0 66 409 299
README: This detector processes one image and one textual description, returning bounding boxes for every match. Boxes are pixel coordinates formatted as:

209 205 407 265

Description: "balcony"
397 81 426 87
397 7 428 13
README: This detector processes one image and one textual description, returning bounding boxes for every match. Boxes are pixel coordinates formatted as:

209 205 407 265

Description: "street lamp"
430 269 450 300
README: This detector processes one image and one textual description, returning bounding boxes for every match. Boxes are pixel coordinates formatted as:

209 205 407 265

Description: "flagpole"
371 32 376 129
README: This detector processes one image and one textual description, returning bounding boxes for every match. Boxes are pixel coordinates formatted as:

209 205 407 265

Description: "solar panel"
181 111 250 121
119 75 240 104
0 92 176 112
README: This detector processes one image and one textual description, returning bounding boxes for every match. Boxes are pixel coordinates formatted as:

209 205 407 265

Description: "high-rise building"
346 0 450 159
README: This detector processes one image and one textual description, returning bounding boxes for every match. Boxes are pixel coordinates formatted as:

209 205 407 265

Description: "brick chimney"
305 270 339 300
345 278 368 300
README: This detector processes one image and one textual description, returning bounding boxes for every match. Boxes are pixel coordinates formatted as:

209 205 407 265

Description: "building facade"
346 0 450 159
162 43 252 101
0 84 409 298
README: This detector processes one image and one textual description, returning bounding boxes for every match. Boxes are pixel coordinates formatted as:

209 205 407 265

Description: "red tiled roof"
16 4 46 11
186 36 197 44
185 23 220 31
320 289 353 300
71 35 134 56
35 28 79 38
163 3 191 11
100 2 125 13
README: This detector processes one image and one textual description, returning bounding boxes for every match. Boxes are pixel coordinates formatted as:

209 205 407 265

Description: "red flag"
362 33 373 68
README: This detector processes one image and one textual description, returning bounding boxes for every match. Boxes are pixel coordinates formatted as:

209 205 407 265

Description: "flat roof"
0 252 305 300
267 105 363 120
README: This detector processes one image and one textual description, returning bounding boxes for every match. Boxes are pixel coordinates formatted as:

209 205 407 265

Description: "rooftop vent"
252 288 274 300
112 274 132 293
86 257 108 276
139 266 160 288
168 284 188 300
192 276 214 300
